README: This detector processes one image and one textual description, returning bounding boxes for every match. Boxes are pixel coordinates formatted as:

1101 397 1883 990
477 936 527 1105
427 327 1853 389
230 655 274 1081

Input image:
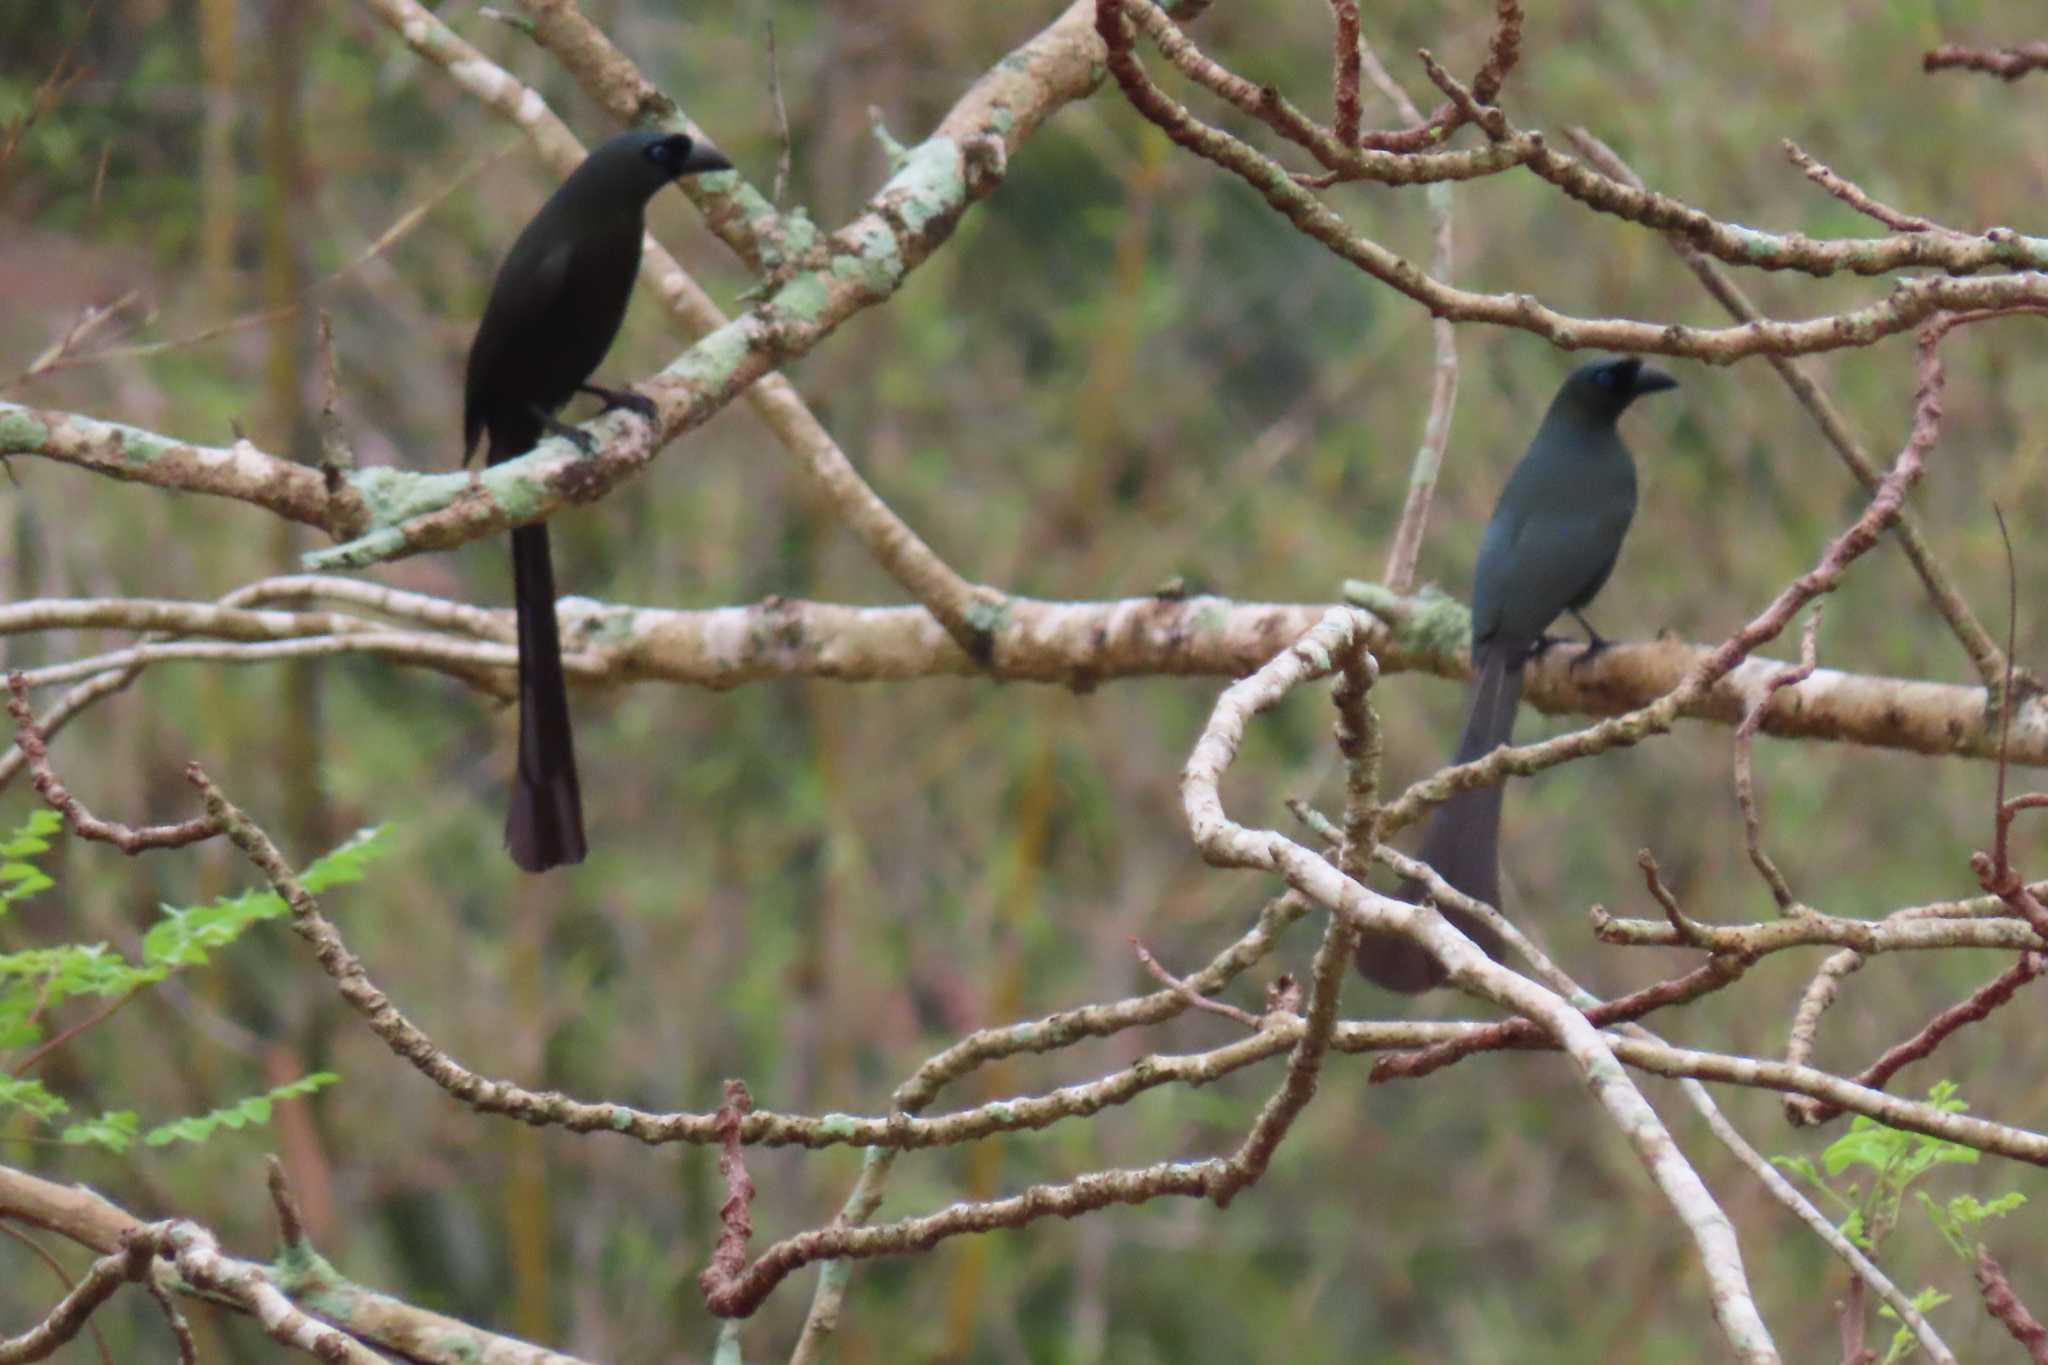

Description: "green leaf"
0 945 161 1047
0 1073 70 1122
1769 1154 1821 1187
140 826 393 969
61 1110 140 1154
0 809 62 911
298 825 393 894
1822 1120 1906 1178
0 809 61 858
140 1072 340 1149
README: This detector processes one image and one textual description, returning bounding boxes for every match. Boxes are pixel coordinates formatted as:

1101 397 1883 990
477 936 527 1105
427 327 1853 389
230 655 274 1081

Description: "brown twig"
1369 955 1748 1083
698 1080 759 1316
7 144 512 390
764 20 793 207
1330 634 1382 881
1130 938 1262 1029
1782 141 1937 232
140 1278 196 1365
265 1156 308 1251
1791 955 2044 1126
5 673 220 852
1364 37 1461 595
1733 607 1820 911
8 990 142 1078
1924 42 2048 81
0 1229 159 1365
1972 500 2048 938
0 1222 115 1365
1325 0 1362 146
314 312 352 480
1637 849 1710 946
1975 1246 2048 1361
0 16 91 179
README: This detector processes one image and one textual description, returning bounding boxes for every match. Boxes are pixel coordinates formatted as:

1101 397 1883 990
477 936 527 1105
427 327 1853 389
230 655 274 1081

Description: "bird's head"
1559 355 1679 420
592 129 735 200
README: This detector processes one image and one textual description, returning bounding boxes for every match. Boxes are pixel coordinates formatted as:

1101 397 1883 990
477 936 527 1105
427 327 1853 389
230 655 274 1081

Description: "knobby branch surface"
8 579 2048 789
0 1163 594 1365
1924 42 2048 81
1096 0 2048 361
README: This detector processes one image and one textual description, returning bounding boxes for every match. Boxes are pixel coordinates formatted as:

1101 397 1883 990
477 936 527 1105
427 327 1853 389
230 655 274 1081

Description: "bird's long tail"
1353 639 1522 991
505 521 587 871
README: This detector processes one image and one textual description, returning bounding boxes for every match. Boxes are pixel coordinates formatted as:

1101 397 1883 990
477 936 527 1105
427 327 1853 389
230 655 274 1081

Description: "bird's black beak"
1632 365 1679 396
681 141 734 176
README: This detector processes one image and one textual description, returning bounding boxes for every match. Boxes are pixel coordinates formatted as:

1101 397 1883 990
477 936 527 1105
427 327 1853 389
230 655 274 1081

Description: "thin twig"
1130 938 1262 1028
1782 141 1936 232
6 673 220 852
1562 126 2016 691
1924 42 2048 81
1733 606 1820 911
1789 955 2044 1126
0 1222 115 1365
765 20 792 206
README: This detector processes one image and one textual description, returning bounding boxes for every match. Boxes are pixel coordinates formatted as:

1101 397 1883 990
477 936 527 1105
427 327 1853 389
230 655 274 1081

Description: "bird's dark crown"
577 129 734 199
1562 355 1679 414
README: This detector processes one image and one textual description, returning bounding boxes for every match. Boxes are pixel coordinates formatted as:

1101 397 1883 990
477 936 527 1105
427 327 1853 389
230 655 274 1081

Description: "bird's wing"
463 237 576 461
1508 505 1629 624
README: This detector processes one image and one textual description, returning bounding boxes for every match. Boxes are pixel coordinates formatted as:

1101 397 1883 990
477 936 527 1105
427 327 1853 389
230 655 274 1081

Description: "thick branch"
0 1164 590 1365
8 585 2047 765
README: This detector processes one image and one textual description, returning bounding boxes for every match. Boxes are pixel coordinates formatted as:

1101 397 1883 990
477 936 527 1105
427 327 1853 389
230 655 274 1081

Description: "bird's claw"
579 383 659 424
1568 634 1614 673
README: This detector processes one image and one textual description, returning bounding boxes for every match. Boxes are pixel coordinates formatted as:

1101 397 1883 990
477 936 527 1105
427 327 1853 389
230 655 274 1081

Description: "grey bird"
1354 356 1678 992
464 128 732 873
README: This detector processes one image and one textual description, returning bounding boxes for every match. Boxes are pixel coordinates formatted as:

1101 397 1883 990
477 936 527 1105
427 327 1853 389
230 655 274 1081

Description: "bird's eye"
644 137 691 167
1594 367 1618 390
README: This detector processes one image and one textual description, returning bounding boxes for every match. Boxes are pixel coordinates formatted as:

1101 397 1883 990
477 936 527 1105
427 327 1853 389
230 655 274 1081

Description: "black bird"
464 129 732 872
1354 356 1677 991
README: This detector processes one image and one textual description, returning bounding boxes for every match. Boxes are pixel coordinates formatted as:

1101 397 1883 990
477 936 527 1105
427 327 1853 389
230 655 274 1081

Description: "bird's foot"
1566 609 1614 672
533 408 598 457
579 383 659 424
1569 632 1615 673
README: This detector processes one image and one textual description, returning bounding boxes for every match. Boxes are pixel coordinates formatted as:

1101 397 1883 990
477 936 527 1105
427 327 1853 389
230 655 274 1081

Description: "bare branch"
1789 955 2044 1126
6 673 221 852
1733 607 1820 911
1974 1247 2048 1361
1924 42 2048 81
1782 140 1937 233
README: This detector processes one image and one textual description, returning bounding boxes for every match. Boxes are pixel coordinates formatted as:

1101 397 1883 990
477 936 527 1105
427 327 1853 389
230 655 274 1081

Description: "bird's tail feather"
505 522 587 871
1354 640 1523 991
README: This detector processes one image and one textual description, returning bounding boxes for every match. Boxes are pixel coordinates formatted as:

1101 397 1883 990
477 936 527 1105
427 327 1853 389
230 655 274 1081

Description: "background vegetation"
3 0 2046 1359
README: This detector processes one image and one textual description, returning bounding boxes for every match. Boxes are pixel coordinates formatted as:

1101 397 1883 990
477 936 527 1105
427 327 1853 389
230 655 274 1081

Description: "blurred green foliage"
2 813 371 1158
3 0 2048 1361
